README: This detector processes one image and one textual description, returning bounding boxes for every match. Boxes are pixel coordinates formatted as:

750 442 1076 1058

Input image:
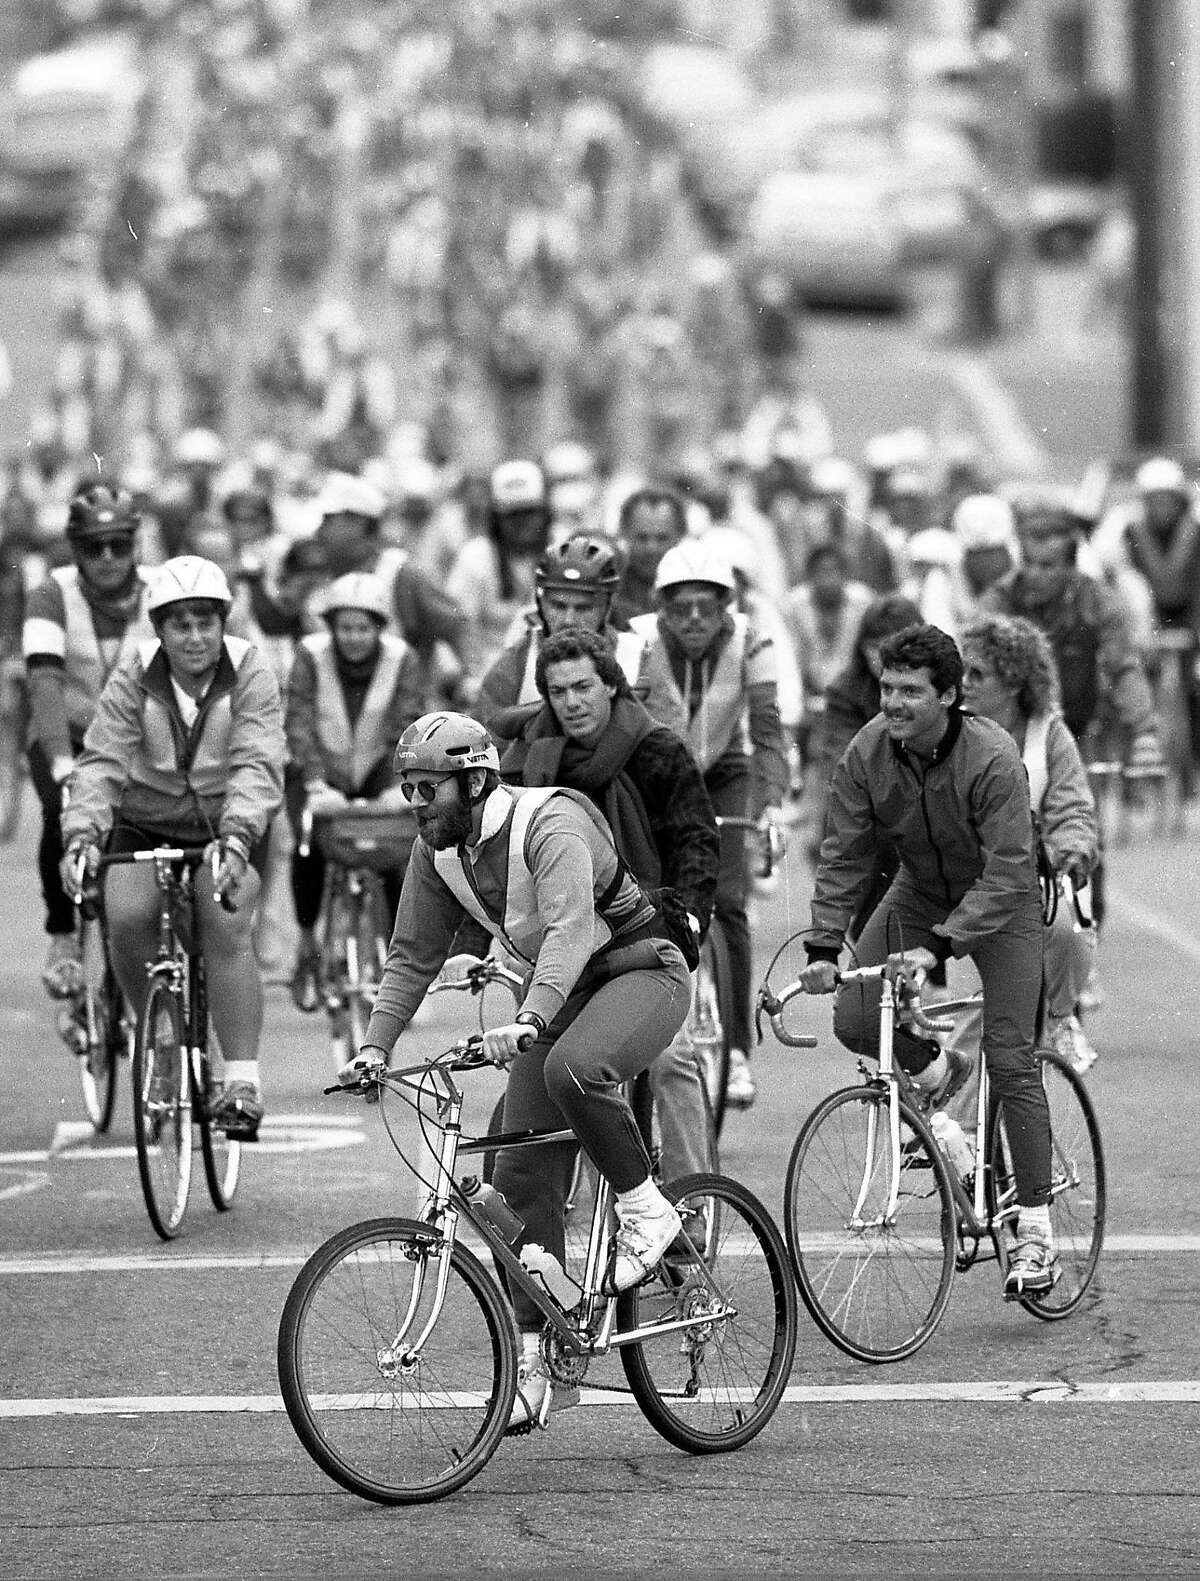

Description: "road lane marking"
0 1233 1198 1277
946 353 1051 477
4 1381 1200 1419
3 1113 367 1168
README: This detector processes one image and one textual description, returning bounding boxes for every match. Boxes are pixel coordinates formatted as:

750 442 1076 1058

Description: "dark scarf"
501 694 662 886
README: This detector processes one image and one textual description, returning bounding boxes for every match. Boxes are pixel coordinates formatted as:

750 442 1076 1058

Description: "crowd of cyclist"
7 394 1199 1376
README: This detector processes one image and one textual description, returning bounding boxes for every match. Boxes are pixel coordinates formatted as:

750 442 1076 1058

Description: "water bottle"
929 1110 974 1181
520 1243 582 1310
458 1176 524 1245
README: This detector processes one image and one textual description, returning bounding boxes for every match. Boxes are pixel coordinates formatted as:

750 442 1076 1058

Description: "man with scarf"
23 484 156 998
500 626 720 1189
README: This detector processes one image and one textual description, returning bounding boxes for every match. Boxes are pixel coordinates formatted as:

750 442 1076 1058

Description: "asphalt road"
2 792 1199 1577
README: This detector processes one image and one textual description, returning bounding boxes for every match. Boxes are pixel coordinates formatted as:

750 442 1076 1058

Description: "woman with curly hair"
959 612 1100 1072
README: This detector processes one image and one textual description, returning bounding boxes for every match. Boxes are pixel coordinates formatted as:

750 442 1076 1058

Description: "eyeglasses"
399 776 450 805
78 535 135 561
661 593 724 621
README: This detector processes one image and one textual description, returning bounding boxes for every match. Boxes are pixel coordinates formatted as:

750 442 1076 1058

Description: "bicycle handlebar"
329 1028 537 1098
756 961 958 1047
427 958 526 998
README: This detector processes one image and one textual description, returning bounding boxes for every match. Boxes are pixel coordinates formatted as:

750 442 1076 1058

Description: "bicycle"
92 847 242 1240
758 958 1105 1364
59 879 128 1133
691 814 785 1135
298 801 416 1069
277 1033 798 1505
1085 627 1187 844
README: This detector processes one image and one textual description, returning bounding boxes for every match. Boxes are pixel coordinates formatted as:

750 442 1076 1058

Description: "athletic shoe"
208 1081 263 1141
42 935 83 1000
505 1362 580 1436
911 1047 970 1114
603 1196 682 1294
1003 1234 1061 1298
725 1048 756 1109
1047 1013 1098 1074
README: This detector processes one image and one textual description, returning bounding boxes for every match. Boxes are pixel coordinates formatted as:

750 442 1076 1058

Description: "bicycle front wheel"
618 1173 797 1454
691 929 732 1138
785 1086 957 1363
278 1219 517 1505
77 919 121 1134
988 1049 1106 1319
131 982 193 1240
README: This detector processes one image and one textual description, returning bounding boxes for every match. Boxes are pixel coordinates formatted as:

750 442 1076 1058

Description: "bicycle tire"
278 1218 517 1505
131 981 193 1240
192 969 241 1212
77 918 121 1134
692 926 732 1138
618 1172 796 1454
784 1086 957 1363
987 1048 1105 1319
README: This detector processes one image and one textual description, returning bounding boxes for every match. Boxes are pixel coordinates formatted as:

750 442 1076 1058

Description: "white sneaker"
603 1197 682 1294
725 1048 756 1109
1047 1014 1098 1074
505 1362 579 1435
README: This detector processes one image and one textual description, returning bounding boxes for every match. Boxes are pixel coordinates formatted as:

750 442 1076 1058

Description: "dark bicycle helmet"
535 533 622 593
66 484 138 540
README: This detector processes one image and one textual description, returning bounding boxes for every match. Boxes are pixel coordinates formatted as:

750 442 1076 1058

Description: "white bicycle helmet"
653 539 737 595
147 555 233 616
951 493 1016 552
1135 456 1188 496
393 712 500 777
322 571 391 624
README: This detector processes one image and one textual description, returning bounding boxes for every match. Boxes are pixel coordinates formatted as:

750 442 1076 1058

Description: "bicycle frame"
359 1051 737 1369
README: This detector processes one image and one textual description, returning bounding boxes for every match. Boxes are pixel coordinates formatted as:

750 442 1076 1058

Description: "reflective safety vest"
630 611 750 772
134 635 252 795
514 626 649 705
43 567 155 733
301 630 409 789
432 786 612 969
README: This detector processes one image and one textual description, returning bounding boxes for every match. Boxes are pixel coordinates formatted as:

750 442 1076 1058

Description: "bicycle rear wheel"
988 1049 1105 1319
278 1218 517 1505
691 929 732 1138
77 918 122 1134
131 982 193 1240
784 1086 957 1363
618 1173 797 1454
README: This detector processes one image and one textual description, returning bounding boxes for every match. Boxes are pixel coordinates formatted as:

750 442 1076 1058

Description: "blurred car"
741 91 989 309
0 34 139 237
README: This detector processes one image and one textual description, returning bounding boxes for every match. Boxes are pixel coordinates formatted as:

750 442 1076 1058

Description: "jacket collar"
888 704 965 768
141 638 239 716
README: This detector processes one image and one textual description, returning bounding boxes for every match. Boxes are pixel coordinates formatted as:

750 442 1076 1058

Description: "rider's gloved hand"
207 836 249 911
885 946 939 990
59 841 99 901
798 959 838 995
306 782 348 816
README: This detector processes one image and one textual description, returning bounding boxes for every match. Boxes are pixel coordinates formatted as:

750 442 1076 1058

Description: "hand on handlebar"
480 1022 535 1069
59 842 99 903
205 839 247 912
885 946 938 985
337 1047 388 1092
436 953 488 987
797 959 839 995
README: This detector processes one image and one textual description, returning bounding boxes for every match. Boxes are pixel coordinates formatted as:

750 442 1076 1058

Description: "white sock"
223 1061 260 1092
1018 1205 1052 1241
617 1176 669 1216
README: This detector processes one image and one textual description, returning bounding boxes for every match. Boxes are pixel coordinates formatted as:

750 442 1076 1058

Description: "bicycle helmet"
321 571 391 624
489 459 546 514
653 539 736 595
314 471 386 521
146 555 233 616
1135 456 1188 496
66 484 138 540
393 712 500 777
951 493 1016 551
535 533 622 593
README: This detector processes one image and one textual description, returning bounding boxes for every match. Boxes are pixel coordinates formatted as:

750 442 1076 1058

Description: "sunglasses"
662 593 724 620
399 776 451 805
79 535 135 560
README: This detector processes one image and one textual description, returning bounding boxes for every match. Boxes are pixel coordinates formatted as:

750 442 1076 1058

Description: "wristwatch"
514 1010 546 1037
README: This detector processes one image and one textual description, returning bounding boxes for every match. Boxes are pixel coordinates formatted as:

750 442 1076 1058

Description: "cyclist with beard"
798 623 1059 1296
342 711 691 1432
23 485 156 999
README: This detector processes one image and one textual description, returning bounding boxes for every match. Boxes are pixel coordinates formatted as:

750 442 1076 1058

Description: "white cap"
654 539 737 594
175 427 226 468
147 555 233 614
905 528 961 568
952 493 1016 551
809 456 857 498
542 440 595 484
322 571 391 623
394 457 439 500
315 471 386 521
490 459 546 512
1135 456 1188 495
